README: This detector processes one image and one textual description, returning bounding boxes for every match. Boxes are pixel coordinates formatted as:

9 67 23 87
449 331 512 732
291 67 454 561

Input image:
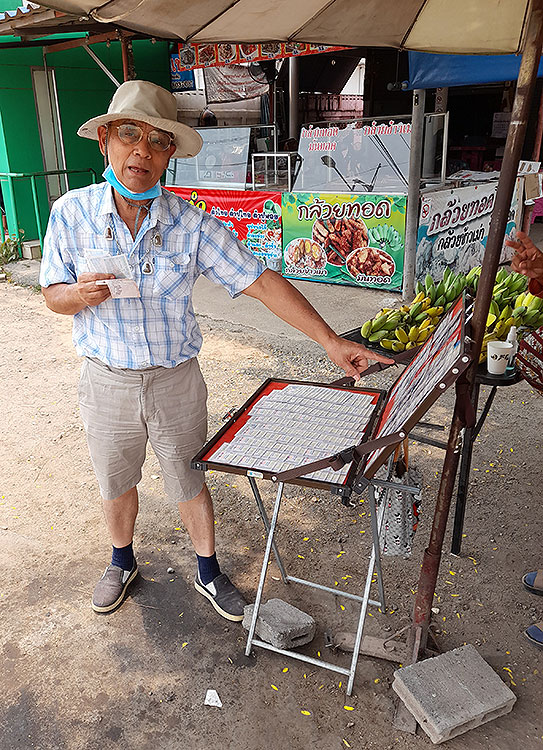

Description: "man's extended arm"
42 272 114 315
242 269 392 378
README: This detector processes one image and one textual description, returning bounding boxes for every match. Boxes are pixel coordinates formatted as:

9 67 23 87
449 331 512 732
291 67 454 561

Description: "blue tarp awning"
407 51 543 90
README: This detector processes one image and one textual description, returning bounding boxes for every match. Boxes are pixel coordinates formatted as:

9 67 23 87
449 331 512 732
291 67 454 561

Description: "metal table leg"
346 484 387 696
248 476 289 583
245 481 285 656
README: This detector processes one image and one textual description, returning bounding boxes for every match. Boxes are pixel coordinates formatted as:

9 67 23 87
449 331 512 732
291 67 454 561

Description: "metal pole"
83 44 122 88
29 175 44 251
120 33 135 81
402 89 426 301
408 0 543 660
289 56 299 141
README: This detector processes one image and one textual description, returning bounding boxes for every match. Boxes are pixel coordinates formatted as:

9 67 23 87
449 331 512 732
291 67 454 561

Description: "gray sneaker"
194 572 247 622
92 563 138 613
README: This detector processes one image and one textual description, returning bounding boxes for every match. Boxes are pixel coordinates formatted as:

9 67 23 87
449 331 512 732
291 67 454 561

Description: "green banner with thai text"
281 192 406 290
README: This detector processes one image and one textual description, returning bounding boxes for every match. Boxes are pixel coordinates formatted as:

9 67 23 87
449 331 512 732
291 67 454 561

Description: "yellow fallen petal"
343 740 351 748
181 642 188 648
303 537 309 541
298 555 305 559
449 571 456 576
271 684 278 691
340 605 345 611
301 710 311 716
282 667 289 673
374 678 380 683
344 705 355 711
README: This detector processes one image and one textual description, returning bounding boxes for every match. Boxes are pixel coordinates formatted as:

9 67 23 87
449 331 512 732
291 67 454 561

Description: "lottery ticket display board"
192 297 470 496
363 296 469 479
193 381 386 495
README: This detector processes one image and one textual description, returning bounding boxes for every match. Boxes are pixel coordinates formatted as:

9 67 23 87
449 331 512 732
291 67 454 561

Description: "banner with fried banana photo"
281 192 406 290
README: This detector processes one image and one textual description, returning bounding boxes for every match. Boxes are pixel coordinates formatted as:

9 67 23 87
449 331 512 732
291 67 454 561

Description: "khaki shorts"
78 357 207 502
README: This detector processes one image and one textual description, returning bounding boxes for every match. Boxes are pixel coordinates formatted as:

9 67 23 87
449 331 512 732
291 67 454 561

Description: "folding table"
192 297 471 694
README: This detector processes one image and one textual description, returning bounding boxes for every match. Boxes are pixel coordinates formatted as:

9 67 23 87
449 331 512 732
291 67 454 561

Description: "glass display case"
165 124 278 191
294 116 412 194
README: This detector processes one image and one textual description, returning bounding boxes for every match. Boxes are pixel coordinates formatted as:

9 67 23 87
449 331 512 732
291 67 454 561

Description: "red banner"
174 42 351 72
166 187 282 266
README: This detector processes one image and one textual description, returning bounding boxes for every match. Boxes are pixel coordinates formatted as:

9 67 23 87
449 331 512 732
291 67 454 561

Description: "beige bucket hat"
78 80 202 159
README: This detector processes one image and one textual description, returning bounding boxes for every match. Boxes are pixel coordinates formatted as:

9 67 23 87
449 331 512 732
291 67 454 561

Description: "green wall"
0 36 170 242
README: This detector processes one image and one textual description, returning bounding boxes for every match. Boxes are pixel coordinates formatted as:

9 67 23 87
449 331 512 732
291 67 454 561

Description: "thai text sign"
281 192 406 290
416 182 517 280
166 187 282 262
296 120 411 194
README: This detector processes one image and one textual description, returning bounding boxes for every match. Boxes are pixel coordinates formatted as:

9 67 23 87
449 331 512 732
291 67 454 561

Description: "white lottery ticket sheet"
95 278 141 298
209 384 378 484
87 253 132 279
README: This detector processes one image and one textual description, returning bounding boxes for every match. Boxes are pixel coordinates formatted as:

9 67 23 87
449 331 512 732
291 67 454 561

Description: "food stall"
165 115 419 289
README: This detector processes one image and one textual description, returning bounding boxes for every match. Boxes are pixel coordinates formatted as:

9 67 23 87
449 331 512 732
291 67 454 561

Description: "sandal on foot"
524 622 543 649
522 570 543 595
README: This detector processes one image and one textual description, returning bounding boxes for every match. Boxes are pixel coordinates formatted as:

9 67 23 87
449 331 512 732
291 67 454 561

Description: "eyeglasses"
113 123 174 152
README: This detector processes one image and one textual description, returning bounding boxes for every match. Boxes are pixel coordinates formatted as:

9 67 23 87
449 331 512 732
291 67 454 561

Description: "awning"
25 1 532 54
407 50 543 89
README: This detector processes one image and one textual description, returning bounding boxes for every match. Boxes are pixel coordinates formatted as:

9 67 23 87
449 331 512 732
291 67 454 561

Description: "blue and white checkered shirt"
40 183 265 369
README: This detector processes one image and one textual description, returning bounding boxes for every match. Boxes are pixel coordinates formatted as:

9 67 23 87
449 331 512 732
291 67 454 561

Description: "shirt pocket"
153 251 192 298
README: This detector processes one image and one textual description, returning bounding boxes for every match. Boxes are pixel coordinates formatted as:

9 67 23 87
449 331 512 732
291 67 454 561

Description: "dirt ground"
0 280 542 750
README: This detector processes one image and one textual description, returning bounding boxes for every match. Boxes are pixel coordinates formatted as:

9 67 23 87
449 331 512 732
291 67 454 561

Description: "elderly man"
40 80 389 622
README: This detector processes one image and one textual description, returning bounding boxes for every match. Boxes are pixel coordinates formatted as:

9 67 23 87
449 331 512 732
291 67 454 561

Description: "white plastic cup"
487 340 514 375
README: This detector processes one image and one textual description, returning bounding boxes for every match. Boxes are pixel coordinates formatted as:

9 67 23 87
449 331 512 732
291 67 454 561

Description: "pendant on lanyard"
142 260 154 275
142 234 161 274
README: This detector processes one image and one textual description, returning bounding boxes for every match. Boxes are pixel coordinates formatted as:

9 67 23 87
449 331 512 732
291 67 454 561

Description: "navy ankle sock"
196 552 220 585
111 542 134 571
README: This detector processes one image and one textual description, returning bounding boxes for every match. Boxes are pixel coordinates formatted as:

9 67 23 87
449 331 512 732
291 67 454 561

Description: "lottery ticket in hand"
95 279 140 298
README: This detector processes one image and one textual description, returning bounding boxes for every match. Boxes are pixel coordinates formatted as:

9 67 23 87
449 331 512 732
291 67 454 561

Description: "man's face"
98 119 176 193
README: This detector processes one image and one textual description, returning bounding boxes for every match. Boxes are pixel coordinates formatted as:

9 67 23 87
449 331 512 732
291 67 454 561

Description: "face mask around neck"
102 164 162 201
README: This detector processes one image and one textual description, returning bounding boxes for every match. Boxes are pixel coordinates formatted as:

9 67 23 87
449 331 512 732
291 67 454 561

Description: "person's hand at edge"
324 336 394 381
506 231 543 280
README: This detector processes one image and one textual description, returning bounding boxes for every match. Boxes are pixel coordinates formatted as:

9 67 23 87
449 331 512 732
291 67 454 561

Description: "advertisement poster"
281 192 407 290
416 181 518 280
174 42 350 71
170 55 196 91
296 120 411 195
166 187 282 264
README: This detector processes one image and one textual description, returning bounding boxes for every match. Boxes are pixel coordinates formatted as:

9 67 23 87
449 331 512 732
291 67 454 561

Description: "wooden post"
408 0 543 661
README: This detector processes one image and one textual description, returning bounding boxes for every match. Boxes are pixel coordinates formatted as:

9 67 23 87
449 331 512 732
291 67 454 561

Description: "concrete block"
21 241 41 260
392 644 516 744
243 598 316 649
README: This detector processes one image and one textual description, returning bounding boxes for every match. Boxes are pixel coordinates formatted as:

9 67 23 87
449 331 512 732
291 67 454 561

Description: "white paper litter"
204 689 222 707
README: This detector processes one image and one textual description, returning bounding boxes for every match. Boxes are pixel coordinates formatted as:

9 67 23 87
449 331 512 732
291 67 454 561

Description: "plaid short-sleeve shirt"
40 183 265 369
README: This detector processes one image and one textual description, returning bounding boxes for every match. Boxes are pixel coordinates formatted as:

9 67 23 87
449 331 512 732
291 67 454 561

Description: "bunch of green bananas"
361 264 540 358
369 224 402 253
360 288 444 352
415 269 468 311
481 290 543 362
